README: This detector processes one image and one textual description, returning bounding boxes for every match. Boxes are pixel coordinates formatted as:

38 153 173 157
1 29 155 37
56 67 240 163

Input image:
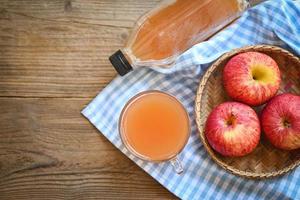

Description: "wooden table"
0 0 177 199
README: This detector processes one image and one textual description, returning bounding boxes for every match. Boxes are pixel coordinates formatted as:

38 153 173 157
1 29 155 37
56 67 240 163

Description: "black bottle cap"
109 50 133 76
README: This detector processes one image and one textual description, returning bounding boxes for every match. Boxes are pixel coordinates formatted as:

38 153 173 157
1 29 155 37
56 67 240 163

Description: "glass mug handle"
170 156 183 174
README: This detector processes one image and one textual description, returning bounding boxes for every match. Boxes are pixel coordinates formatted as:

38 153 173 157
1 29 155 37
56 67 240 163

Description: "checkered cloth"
82 0 300 199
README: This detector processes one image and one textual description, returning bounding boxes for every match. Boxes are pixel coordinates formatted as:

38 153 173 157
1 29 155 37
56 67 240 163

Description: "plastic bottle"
109 0 249 76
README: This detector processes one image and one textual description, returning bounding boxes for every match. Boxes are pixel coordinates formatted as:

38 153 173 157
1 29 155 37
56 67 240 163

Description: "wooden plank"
0 1 179 198
0 97 177 199
0 0 160 27
0 0 160 97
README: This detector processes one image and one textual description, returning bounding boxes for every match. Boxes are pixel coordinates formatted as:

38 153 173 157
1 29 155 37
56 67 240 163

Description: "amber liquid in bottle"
110 0 248 75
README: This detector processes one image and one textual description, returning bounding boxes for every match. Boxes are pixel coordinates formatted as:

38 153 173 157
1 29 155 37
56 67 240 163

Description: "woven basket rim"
195 45 300 179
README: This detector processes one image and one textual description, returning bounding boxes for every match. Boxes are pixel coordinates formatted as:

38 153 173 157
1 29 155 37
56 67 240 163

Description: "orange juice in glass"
119 91 190 173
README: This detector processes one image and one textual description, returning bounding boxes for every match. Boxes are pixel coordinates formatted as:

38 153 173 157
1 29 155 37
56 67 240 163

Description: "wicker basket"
195 45 300 178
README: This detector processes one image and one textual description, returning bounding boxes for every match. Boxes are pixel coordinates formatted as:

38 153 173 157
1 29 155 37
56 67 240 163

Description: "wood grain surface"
0 0 177 199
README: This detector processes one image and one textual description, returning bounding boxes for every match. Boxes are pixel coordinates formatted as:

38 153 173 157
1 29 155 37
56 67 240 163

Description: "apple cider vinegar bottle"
109 0 249 76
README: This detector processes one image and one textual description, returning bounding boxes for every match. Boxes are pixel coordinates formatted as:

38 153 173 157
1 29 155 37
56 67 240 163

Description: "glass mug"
119 90 190 173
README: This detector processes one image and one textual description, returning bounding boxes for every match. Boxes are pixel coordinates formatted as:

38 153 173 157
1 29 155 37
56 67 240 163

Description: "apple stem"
283 119 291 128
226 114 236 126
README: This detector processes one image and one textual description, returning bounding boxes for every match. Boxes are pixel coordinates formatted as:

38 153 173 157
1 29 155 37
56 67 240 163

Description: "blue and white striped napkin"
82 0 300 199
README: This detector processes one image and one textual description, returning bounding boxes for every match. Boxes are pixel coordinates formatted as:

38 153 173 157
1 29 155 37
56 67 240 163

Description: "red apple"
223 52 281 106
205 102 260 156
261 93 300 150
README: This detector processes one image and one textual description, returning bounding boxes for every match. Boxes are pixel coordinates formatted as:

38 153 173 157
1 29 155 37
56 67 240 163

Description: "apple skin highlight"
205 102 261 157
261 93 300 150
223 52 281 106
